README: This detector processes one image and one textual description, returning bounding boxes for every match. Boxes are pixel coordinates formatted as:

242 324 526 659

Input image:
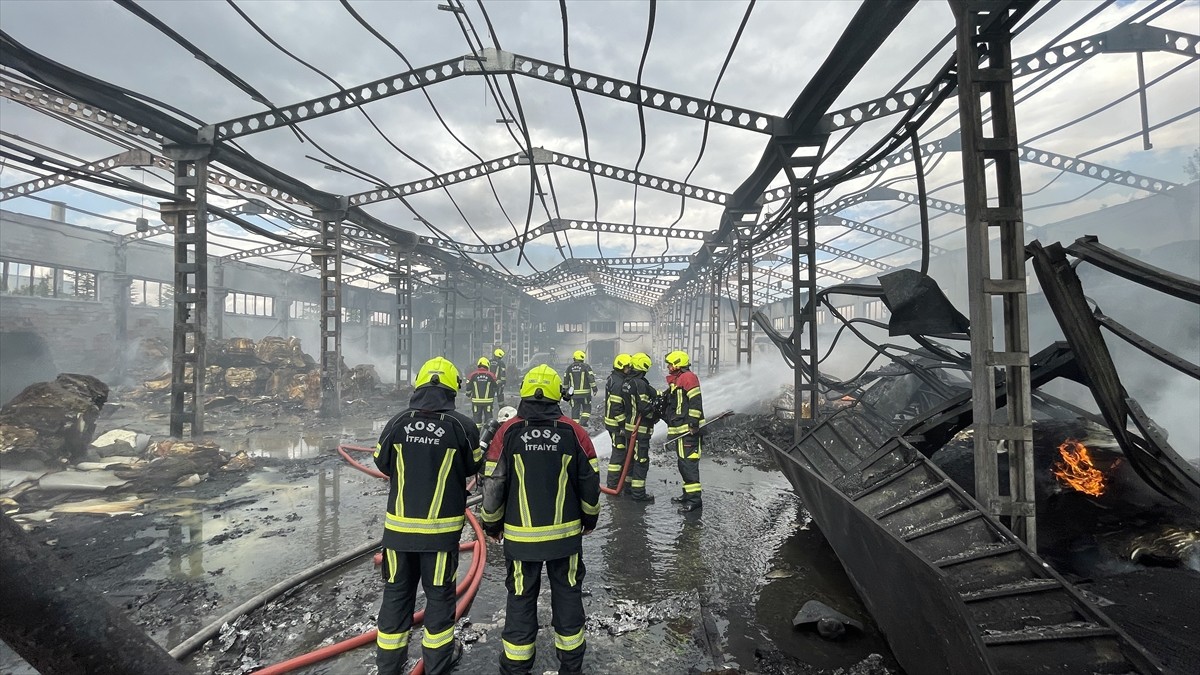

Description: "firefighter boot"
677 496 702 514
670 493 687 504
629 491 655 504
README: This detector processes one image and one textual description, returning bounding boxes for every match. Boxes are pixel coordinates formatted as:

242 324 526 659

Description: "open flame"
1052 439 1109 497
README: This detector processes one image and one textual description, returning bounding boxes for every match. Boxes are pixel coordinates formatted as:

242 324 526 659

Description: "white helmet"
496 406 518 423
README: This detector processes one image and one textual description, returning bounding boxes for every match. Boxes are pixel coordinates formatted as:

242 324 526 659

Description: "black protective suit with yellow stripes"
621 371 659 500
563 360 597 425
372 385 482 675
664 367 705 511
602 368 629 490
466 367 498 427
481 398 601 675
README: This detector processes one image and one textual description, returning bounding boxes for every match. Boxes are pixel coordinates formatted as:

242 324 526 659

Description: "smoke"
698 349 797 416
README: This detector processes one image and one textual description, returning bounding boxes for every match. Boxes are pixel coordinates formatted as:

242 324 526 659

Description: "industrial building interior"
0 1 1198 674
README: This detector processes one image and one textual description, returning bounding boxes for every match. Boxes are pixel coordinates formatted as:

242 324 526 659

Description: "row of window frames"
0 261 98 300
131 282 394 325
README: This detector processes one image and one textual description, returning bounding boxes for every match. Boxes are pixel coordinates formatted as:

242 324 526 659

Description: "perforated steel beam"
1 149 152 201
953 0 1036 546
209 49 781 142
392 261 413 386
0 74 165 142
821 23 1200 132
349 148 729 206
314 203 346 418
160 144 211 438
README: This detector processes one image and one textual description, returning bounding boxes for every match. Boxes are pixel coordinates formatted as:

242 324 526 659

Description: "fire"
1052 439 1109 497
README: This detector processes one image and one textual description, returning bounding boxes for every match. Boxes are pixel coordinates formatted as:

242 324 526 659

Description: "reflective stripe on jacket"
481 409 600 561
565 362 596 398
621 374 657 434
603 370 627 430
468 369 497 403
374 403 483 552
663 369 704 436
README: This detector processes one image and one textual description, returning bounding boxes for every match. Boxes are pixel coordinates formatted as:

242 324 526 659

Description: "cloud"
0 0 1195 285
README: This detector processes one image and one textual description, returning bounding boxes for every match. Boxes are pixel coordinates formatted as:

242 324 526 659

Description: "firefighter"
466 357 498 428
372 357 482 675
664 350 705 513
493 347 508 403
563 350 598 426
620 352 659 503
603 354 633 491
481 365 600 675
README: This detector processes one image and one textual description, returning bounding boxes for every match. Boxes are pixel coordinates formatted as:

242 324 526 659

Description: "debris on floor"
0 373 109 469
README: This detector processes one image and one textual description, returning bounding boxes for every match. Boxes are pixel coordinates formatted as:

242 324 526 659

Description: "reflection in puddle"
225 420 391 459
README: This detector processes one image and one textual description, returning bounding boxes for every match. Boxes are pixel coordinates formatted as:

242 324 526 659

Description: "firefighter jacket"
467 368 498 403
481 399 601 561
374 386 483 552
663 369 705 437
564 362 597 399
603 370 628 432
621 373 658 435
494 357 507 385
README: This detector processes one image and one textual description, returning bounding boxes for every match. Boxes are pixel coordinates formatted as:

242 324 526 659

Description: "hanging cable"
556 0 604 259
627 0 658 259
661 0 756 257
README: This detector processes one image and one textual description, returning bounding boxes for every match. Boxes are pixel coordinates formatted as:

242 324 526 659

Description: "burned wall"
0 209 402 396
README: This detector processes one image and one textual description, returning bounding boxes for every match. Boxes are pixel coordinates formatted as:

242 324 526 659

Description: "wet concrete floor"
2 406 897 674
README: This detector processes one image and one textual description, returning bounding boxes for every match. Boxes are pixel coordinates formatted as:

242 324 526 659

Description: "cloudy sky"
1 0 1197 289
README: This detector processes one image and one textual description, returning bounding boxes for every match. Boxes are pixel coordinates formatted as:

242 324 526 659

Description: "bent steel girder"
0 73 165 143
349 147 730 207
209 48 780 143
821 24 1200 133
0 148 152 201
539 149 730 205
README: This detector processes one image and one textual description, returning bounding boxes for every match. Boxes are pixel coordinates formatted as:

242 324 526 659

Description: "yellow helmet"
477 357 490 368
520 364 563 401
614 353 632 369
631 353 652 373
415 357 460 391
493 347 505 358
573 350 586 362
665 350 690 369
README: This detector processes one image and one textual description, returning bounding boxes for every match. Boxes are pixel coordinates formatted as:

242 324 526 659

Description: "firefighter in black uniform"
373 357 482 675
664 350 705 513
492 347 508 403
466 357 498 428
563 350 597 426
621 352 658 503
603 353 632 491
481 365 601 675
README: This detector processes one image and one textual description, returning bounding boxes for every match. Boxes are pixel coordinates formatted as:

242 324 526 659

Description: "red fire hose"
252 445 487 675
600 417 641 496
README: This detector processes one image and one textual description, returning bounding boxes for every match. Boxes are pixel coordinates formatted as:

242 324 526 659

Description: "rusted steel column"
0 513 189 675
951 0 1036 546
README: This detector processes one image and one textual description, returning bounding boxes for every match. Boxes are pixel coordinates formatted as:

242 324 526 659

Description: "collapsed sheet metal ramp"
757 410 1165 675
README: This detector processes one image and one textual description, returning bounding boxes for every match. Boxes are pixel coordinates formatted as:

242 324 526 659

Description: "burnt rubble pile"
0 374 256 526
0 374 109 469
136 336 381 409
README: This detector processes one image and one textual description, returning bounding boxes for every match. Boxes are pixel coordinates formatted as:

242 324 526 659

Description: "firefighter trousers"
605 428 628 490
675 435 702 506
471 401 494 427
376 548 459 675
627 431 651 498
568 395 592 425
499 553 586 675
